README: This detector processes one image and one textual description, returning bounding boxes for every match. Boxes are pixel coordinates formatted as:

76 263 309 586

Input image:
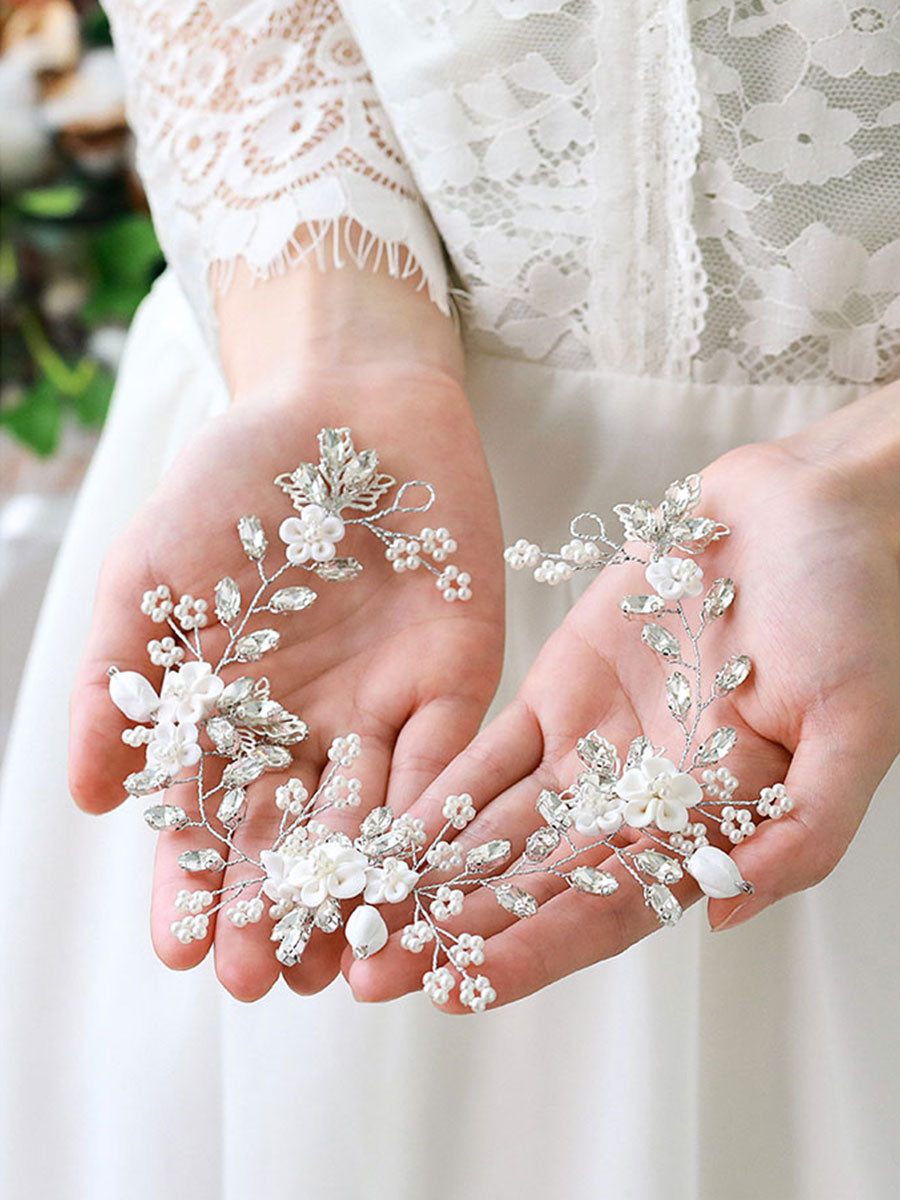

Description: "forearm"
216 223 465 406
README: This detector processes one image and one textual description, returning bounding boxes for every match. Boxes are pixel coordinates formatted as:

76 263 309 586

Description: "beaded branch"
109 432 792 1012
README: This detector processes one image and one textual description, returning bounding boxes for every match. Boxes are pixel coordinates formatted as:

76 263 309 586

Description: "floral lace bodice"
104 0 900 387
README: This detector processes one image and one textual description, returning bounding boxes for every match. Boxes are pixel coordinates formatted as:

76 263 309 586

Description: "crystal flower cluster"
110 436 793 1012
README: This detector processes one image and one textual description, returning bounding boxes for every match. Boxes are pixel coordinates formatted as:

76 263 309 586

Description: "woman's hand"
347 384 900 1011
68 250 505 1002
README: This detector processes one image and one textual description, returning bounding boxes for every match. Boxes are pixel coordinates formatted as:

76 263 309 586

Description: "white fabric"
2 2 900 1196
1 272 898 1199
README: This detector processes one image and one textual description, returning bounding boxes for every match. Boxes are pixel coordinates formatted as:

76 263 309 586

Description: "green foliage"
0 379 63 457
84 214 162 322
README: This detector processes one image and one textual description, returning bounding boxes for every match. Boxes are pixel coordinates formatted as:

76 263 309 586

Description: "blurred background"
0 0 162 752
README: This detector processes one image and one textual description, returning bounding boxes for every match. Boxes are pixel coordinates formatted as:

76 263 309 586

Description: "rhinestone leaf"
218 676 256 711
466 840 512 874
702 577 736 620
143 804 188 831
625 736 652 771
254 745 292 770
124 768 172 797
178 848 225 873
695 726 737 765
361 806 394 838
216 787 246 826
231 699 285 726
537 789 572 830
669 517 728 552
613 500 660 543
634 849 684 884
222 755 266 787
234 629 280 662
265 715 310 745
576 731 620 777
206 716 240 756
715 654 752 693
272 906 314 965
525 826 561 861
315 557 363 582
363 831 408 858
567 865 619 895
661 475 701 520
214 576 241 625
237 514 267 560
666 671 692 720
619 594 665 618
314 897 343 933
641 623 681 660
645 883 682 925
494 884 539 919
269 586 317 613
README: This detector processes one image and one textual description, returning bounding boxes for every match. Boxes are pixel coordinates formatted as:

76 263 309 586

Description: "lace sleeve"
102 0 450 341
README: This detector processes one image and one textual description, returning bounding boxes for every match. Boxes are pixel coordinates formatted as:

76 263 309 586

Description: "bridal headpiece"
109 429 792 1011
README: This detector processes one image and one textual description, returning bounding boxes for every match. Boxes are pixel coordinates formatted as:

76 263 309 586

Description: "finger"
708 714 896 931
69 538 159 813
149 771 226 970
279 726 396 997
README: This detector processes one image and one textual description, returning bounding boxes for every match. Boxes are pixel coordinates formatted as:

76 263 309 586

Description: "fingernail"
709 899 750 932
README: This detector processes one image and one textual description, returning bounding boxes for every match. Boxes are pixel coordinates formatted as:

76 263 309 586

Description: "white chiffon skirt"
1 272 897 1200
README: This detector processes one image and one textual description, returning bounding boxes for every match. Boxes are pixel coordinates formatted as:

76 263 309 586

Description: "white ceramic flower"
109 669 160 723
645 556 704 600
345 904 389 959
364 857 420 904
260 850 302 904
279 504 345 564
145 720 201 773
287 842 370 907
616 754 700 833
157 660 224 724
740 87 859 186
570 774 627 835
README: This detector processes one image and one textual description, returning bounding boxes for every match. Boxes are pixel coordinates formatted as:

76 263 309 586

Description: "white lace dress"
2 3 899 1198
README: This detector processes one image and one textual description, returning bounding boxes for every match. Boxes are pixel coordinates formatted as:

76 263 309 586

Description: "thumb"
708 715 895 931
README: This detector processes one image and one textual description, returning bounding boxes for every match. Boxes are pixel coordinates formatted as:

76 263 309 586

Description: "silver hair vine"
110 440 792 1013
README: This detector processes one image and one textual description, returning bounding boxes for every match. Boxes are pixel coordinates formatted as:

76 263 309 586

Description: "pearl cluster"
459 974 497 1013
426 839 463 870
175 888 214 913
392 813 427 846
534 559 575 585
422 966 455 1004
173 593 209 630
226 897 265 927
323 774 362 808
504 539 541 570
560 538 604 565
385 525 458 574
430 885 465 920
442 793 476 829
669 820 711 853
435 565 472 602
702 766 739 800
719 805 756 843
171 889 214 944
449 932 485 968
400 920 434 952
147 636 184 668
757 783 793 818
327 733 361 768
121 725 154 747
275 778 309 814
140 583 173 622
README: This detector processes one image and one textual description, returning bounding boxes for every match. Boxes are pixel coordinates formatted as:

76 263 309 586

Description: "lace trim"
103 0 450 342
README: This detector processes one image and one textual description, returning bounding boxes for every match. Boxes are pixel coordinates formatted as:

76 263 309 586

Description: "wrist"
780 380 900 555
216 222 464 404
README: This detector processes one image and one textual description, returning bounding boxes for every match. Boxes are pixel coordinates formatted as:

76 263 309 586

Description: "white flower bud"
685 845 750 899
345 904 389 960
108 670 160 722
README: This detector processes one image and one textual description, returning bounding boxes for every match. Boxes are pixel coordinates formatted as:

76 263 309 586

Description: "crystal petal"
234 629 280 662
216 787 246 826
237 514 267 561
214 576 241 625
315 557 363 582
666 671 692 720
641 623 681 660
701 577 736 620
619 594 665 618
567 865 619 895
143 804 188 831
466 840 512 874
646 882 682 925
524 826 561 861
124 768 172 797
575 731 620 776
361 806 394 838
715 654 752 693
206 716 239 755
695 726 737 765
222 756 266 787
536 789 572 830
269 586 317 613
634 849 684 884
178 848 225 873
494 884 539 919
